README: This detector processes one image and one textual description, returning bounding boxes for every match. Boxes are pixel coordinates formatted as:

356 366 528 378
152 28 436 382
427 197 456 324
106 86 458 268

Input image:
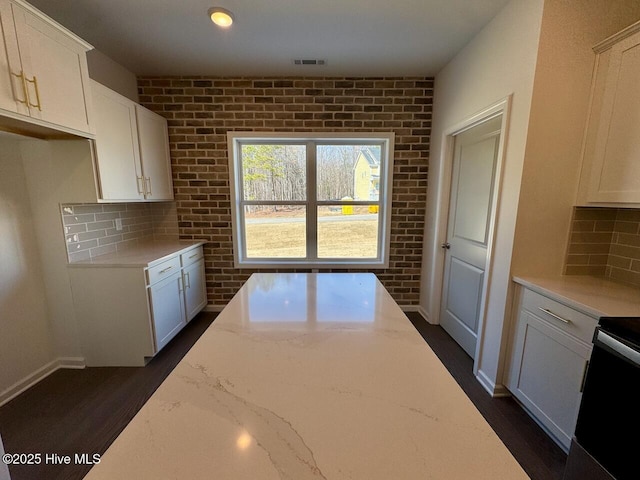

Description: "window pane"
317 206 379 258
241 144 306 201
244 205 306 258
316 145 381 201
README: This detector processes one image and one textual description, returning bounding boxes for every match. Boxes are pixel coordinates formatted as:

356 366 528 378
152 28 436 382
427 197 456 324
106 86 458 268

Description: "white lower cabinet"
69 245 207 366
506 286 595 452
183 258 207 321
149 270 186 352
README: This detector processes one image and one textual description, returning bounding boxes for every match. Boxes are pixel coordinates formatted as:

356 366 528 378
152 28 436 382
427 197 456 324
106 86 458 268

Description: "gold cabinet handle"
10 70 28 105
185 271 191 289
159 265 173 274
136 176 145 195
145 177 152 196
25 75 42 111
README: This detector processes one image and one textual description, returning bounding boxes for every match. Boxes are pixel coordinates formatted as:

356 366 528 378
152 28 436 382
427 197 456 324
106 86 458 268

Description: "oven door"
571 325 640 480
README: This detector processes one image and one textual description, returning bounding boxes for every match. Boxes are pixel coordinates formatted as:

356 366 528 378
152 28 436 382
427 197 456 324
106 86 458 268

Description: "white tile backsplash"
61 202 179 262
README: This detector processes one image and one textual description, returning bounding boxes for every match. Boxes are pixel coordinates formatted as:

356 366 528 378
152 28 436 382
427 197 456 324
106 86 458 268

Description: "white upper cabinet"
578 21 640 207
91 80 174 202
92 81 144 200
0 0 93 136
135 105 174 201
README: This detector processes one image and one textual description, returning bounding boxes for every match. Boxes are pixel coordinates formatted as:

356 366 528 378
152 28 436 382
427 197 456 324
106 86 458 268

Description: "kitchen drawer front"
521 288 597 344
147 255 181 286
181 246 203 267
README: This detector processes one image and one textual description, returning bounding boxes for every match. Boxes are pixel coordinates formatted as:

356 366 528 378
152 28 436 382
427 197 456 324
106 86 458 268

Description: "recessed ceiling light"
208 7 234 28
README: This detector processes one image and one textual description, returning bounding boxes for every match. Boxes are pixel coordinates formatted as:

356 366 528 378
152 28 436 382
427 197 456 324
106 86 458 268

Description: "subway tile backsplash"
565 207 640 287
61 202 179 262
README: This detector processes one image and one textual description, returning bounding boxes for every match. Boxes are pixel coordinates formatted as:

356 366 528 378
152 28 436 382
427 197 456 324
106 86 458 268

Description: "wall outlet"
115 218 123 231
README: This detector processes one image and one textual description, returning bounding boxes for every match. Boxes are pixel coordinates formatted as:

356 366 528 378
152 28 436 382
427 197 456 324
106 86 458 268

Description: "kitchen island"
85 273 527 479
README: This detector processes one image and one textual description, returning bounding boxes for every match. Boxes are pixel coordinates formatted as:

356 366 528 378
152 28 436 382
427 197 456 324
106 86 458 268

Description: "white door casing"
440 115 502 358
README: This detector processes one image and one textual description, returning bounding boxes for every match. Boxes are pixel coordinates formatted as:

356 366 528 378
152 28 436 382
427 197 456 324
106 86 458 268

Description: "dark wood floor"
0 311 566 480
406 312 567 480
0 312 218 480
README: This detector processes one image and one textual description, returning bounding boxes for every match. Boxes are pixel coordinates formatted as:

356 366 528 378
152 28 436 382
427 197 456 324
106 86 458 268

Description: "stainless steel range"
564 316 640 480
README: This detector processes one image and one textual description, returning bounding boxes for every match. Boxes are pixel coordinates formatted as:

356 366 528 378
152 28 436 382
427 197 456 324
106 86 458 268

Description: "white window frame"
227 132 395 269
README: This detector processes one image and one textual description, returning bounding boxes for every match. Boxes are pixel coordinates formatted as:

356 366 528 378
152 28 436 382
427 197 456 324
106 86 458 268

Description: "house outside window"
227 132 395 268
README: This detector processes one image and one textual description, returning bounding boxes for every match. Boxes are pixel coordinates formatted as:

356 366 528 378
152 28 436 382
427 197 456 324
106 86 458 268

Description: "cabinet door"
10 1 92 134
92 81 144 201
0 0 27 115
507 309 591 450
136 105 174 200
588 30 640 203
183 258 207 321
149 271 186 352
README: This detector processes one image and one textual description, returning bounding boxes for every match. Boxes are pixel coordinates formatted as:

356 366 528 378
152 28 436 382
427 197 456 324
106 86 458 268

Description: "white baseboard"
400 304 419 312
417 306 429 322
475 369 511 398
204 304 226 312
0 357 86 408
58 357 86 369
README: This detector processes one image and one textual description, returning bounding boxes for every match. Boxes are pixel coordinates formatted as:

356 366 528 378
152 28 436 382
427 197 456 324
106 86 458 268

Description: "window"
227 132 394 268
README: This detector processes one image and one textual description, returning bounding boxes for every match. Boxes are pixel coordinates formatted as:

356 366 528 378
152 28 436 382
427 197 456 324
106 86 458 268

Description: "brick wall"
565 207 640 286
137 77 432 306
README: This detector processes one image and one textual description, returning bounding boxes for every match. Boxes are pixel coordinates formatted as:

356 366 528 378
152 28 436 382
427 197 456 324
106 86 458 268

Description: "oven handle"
595 329 640 368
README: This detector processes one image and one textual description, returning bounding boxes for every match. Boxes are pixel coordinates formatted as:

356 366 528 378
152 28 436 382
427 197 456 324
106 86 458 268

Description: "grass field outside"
244 206 378 258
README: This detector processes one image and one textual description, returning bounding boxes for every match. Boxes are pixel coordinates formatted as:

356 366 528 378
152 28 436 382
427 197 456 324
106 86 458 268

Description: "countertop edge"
512 276 605 318
513 275 640 318
67 240 208 269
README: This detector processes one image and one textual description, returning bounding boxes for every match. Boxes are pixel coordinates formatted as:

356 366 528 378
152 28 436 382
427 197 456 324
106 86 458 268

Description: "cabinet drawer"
181 246 203 267
147 256 181 286
521 288 597 344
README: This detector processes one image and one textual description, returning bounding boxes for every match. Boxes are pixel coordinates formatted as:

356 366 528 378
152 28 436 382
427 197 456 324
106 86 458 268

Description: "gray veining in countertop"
84 273 528 480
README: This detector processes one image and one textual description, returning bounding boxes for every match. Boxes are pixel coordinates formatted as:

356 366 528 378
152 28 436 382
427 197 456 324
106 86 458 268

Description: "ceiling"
28 0 511 77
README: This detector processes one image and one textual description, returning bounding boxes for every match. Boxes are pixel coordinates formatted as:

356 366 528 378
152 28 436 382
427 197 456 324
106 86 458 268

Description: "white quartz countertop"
67 239 207 268
513 275 640 318
85 273 528 480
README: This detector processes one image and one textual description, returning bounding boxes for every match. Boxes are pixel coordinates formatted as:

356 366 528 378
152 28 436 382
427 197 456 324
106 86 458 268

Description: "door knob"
441 242 451 250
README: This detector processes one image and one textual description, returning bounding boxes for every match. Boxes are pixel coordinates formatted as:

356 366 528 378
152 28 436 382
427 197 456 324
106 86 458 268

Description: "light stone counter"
85 273 528 480
513 275 640 318
67 239 207 268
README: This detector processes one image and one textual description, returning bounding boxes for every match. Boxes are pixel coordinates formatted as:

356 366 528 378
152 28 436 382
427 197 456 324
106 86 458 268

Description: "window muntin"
228 133 394 268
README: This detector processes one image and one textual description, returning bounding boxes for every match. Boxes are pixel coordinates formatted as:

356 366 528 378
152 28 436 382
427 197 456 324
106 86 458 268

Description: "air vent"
293 59 326 66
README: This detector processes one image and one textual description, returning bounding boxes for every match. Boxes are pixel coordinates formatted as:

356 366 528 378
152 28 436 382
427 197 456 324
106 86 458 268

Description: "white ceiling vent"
293 59 326 66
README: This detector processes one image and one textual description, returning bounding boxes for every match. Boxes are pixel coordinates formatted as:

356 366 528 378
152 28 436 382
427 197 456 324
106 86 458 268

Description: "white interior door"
440 116 502 358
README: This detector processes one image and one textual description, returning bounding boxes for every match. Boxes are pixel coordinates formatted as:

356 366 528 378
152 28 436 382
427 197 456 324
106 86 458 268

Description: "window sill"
235 260 389 269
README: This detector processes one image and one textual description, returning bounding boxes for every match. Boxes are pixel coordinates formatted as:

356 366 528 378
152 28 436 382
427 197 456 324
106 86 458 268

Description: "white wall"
87 49 139 102
0 136 55 399
421 0 640 394
511 0 640 276
20 140 95 363
420 0 544 393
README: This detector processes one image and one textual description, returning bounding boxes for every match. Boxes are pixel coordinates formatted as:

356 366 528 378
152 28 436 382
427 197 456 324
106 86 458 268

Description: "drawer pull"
538 307 571 324
188 253 199 259
159 265 174 274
